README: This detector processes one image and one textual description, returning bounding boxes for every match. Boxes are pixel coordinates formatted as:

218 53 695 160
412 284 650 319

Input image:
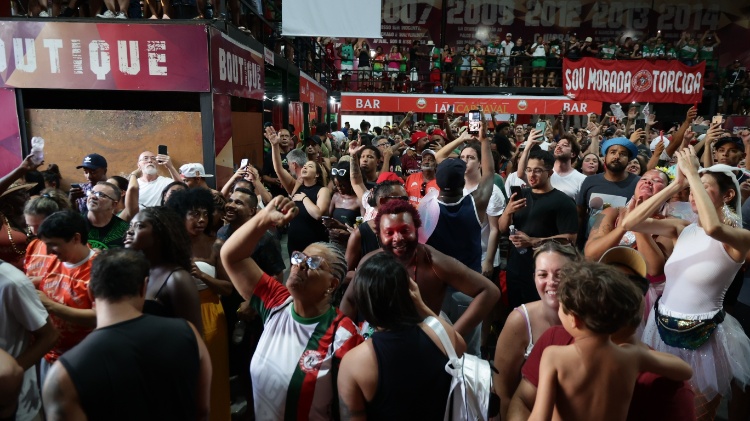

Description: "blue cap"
601 137 639 159
76 153 108 170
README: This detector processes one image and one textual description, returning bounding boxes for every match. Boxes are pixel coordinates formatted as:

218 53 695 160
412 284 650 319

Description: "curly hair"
137 207 193 271
374 199 421 235
165 188 215 233
160 181 188 206
558 261 643 334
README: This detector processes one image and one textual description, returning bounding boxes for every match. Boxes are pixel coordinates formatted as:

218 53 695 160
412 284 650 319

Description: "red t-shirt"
405 172 439 208
38 252 97 362
521 326 695 421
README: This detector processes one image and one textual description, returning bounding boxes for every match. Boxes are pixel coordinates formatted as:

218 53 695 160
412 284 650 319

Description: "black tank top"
367 325 452 420
358 221 380 257
58 315 200 421
332 207 360 226
287 184 328 256
359 49 371 67
142 268 182 318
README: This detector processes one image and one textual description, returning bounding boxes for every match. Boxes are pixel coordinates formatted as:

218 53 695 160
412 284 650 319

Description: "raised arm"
157 153 182 181
666 106 697 158
119 171 140 222
677 147 750 259
220 168 246 199
436 131 472 163
221 196 298 299
348 142 368 201
473 117 495 216
247 166 273 205
265 127 297 194
620 170 689 238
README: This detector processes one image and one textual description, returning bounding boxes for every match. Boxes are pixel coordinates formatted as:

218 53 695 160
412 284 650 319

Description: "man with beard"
500 150 578 307
577 138 640 244
340 199 500 346
550 134 586 200
401 131 431 175
135 150 181 208
299 136 331 173
405 149 438 206
262 128 294 197
85 182 129 250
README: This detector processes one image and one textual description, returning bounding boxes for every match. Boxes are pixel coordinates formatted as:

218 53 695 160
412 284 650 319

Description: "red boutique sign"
340 93 602 115
300 71 327 111
0 21 210 91
209 27 264 100
563 58 705 104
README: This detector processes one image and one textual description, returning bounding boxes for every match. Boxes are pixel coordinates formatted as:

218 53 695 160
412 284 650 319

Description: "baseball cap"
376 172 403 184
585 37 593 42
601 137 639 159
180 163 214 178
714 137 743 150
421 149 437 158
506 33 512 37
436 159 466 193
599 246 647 278
431 128 447 139
410 131 428 146
76 153 108 170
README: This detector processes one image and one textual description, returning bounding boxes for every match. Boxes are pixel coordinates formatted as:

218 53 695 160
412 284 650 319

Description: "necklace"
1 212 25 255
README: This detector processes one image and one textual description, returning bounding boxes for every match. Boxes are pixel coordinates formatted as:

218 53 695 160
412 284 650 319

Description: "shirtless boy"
529 262 693 421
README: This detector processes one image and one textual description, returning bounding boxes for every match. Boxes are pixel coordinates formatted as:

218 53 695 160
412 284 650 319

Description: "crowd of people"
313 30 739 95
3 102 750 421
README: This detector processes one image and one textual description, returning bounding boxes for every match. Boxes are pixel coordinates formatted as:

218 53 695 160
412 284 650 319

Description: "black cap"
436 159 466 193
714 137 743 150
76 153 107 170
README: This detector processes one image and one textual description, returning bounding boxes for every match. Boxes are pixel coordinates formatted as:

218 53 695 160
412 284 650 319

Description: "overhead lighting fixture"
330 97 336 104
276 96 284 102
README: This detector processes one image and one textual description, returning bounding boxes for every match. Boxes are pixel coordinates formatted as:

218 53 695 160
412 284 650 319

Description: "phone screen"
158 144 168 155
712 115 723 127
468 111 481 135
535 121 547 133
635 119 646 131
510 186 522 198
240 158 249 168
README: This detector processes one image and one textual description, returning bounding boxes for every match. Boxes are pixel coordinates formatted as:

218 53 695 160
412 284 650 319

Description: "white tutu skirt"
642 305 750 400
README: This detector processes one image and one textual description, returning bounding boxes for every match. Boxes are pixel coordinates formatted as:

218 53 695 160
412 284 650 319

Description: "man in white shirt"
550 134 586 200
499 33 514 87
135 151 181 208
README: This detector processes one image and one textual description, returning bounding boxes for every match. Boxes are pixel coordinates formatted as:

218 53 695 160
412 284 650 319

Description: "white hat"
180 163 214 178
649 136 670 151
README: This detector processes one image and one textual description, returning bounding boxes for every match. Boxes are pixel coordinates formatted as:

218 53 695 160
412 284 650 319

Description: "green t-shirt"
341 44 354 65
666 48 678 58
600 45 617 59
87 216 129 250
485 43 499 64
653 45 665 57
699 45 715 60
641 45 653 58
679 44 697 59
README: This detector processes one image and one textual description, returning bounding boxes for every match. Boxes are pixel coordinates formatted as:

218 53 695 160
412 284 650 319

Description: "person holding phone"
134 150 182 208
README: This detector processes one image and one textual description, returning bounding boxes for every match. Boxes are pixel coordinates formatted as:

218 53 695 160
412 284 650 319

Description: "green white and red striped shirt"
250 273 362 420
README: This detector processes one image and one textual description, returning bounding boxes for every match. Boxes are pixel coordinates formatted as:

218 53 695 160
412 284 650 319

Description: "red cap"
376 172 404 184
410 131 428 146
431 128 447 139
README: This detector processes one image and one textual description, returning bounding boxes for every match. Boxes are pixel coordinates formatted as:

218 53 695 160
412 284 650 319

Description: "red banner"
209 27 264 100
0 21 210 91
300 71 327 111
563 58 704 104
340 93 601 115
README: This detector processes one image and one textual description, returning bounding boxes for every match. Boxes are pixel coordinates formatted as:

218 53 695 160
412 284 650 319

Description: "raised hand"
261 196 298 226
264 126 280 146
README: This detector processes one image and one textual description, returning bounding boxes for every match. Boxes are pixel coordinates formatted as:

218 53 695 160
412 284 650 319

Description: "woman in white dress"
621 146 750 420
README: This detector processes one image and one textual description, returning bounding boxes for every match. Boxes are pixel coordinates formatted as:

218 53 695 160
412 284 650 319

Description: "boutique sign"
0 21 210 91
563 58 704 104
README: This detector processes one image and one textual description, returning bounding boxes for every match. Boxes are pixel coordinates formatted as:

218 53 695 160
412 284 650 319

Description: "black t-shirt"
87 215 129 250
409 46 419 69
511 45 526 65
566 41 581 59
262 150 288 197
387 156 403 177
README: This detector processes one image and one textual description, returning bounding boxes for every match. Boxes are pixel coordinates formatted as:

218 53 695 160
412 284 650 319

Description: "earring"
722 203 741 228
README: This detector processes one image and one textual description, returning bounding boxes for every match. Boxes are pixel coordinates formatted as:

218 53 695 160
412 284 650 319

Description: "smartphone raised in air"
468 110 481 135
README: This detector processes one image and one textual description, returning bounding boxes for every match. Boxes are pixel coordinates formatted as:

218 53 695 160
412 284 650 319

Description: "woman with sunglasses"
324 162 362 247
221 196 363 421
621 148 750 420
493 241 581 420
585 168 673 322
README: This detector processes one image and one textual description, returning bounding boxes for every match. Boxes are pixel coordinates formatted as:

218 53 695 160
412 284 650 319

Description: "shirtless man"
528 261 692 421
339 199 500 340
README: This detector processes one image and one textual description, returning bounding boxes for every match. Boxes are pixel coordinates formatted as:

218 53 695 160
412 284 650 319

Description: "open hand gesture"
264 126 280 146
261 196 298 226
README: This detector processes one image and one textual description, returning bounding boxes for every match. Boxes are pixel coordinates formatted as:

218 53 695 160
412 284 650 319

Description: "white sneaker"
115 11 127 18
38 10 49 16
96 10 115 18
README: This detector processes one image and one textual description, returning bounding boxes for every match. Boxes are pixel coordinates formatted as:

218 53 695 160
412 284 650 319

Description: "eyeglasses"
525 167 550 175
291 251 326 270
331 168 347 176
420 181 428 196
376 143 390 148
87 190 117 201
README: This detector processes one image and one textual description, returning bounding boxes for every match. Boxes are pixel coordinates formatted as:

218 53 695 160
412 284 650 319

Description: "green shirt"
485 43 499 64
600 45 617 59
679 44 697 59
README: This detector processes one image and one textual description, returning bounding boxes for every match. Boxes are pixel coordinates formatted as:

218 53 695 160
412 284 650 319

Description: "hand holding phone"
510 185 522 199
535 121 547 134
158 145 168 155
468 110 481 135
712 115 723 127
240 158 249 169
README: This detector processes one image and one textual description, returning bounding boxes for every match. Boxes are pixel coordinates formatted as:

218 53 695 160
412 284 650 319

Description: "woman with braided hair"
221 196 362 421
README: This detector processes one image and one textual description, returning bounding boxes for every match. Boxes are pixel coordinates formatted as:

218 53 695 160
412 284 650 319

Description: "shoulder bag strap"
424 316 458 361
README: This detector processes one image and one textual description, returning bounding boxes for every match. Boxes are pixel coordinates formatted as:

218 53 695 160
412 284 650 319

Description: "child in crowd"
529 262 693 421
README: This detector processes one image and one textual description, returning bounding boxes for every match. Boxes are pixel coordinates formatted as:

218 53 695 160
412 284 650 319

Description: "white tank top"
662 223 743 317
